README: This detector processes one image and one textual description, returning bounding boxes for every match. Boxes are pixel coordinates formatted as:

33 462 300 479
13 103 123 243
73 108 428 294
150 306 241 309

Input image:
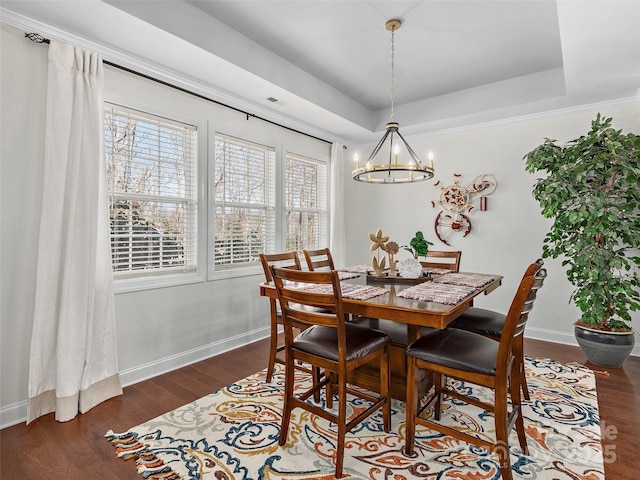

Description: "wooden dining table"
259 270 503 400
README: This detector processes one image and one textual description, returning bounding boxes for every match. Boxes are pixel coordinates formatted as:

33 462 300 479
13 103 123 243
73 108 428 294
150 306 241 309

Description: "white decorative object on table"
397 258 423 279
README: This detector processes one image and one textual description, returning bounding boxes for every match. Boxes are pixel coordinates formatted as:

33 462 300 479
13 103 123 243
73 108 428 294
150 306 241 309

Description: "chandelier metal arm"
367 127 393 164
393 129 422 165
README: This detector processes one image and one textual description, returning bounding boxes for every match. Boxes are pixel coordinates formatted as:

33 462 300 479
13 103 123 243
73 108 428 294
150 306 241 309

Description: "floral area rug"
106 358 603 479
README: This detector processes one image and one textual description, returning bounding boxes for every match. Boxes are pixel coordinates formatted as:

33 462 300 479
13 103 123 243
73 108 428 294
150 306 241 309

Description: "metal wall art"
431 174 497 245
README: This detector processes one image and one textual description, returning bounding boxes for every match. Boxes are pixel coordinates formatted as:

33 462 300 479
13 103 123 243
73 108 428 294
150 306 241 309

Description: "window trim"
104 100 208 293
284 151 328 254
208 130 278 280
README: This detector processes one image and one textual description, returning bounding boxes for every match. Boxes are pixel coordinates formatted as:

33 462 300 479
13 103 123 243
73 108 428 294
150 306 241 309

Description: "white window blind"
104 104 197 277
212 134 275 269
285 153 327 252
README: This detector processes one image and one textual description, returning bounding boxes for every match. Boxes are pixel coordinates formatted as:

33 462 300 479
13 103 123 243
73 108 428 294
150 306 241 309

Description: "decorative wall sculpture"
431 174 497 245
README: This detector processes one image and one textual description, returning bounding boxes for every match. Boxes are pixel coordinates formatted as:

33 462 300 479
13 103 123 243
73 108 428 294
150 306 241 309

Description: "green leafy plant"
524 114 640 331
402 231 433 259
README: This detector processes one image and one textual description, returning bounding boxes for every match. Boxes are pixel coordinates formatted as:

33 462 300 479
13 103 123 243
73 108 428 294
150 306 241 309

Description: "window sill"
114 271 205 294
207 264 263 281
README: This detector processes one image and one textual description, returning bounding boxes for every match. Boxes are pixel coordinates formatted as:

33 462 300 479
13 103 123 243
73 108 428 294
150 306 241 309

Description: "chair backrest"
420 250 462 273
303 247 335 271
270 266 347 357
497 267 547 374
259 252 302 282
522 258 544 278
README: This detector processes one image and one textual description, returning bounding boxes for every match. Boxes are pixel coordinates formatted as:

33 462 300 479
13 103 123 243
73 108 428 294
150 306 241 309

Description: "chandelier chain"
390 27 395 122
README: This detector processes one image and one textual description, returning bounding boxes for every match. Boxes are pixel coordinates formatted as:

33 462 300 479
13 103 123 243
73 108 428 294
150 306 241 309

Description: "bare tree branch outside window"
104 105 197 276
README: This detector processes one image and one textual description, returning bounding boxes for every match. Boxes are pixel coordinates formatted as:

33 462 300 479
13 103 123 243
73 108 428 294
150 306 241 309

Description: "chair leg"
510 362 529 455
326 372 335 409
498 456 513 480
514 336 530 400
404 356 418 456
381 347 391 432
278 351 296 447
494 383 512 480
311 366 321 403
434 372 443 421
335 374 348 478
266 317 279 383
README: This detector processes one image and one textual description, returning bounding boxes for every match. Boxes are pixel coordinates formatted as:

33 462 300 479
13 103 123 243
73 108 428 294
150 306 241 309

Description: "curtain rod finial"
25 32 50 44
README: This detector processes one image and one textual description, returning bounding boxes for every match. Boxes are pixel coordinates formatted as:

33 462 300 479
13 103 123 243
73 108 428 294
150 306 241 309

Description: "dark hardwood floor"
1 337 638 479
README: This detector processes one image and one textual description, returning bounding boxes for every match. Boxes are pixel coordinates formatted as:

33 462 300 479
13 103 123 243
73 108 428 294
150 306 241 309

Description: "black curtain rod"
25 32 337 146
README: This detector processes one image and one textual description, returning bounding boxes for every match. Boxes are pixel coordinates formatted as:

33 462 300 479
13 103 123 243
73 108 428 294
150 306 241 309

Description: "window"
212 134 275 270
104 104 197 278
285 153 327 252
210 137 328 275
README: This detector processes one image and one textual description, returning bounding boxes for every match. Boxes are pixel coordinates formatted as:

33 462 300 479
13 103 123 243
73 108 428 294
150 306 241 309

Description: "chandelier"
352 19 435 184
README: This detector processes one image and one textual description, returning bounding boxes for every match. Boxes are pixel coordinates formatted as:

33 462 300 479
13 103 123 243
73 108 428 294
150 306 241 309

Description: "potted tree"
524 114 640 367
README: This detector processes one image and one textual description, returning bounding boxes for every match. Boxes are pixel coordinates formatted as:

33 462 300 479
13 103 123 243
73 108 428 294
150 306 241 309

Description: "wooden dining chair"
447 258 544 400
259 252 302 383
404 267 546 480
270 266 391 478
420 250 461 272
303 247 335 271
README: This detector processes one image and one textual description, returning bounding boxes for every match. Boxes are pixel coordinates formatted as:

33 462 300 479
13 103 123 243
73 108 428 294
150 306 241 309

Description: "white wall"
345 102 640 347
1 24 48 427
0 22 330 427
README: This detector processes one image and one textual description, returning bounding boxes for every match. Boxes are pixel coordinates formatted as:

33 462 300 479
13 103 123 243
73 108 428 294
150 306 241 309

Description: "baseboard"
117 325 270 387
0 326 270 430
0 401 28 431
525 326 640 357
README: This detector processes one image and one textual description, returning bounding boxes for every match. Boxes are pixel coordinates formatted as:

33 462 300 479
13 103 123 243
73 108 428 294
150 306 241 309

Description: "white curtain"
28 41 122 424
330 142 347 267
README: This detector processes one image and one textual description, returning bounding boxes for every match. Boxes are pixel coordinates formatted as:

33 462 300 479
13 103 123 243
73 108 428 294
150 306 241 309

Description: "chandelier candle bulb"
428 151 434 170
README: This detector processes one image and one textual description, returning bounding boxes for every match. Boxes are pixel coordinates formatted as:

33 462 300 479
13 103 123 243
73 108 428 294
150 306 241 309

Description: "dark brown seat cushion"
448 307 505 338
293 323 391 362
406 329 499 376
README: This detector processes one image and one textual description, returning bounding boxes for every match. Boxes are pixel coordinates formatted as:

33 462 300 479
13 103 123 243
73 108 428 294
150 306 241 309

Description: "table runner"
338 265 372 274
397 281 476 305
300 282 388 300
433 272 495 288
337 271 361 280
421 267 452 275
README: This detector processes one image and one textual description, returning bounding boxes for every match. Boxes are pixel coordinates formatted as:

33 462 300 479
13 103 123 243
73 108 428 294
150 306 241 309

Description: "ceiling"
2 1 639 144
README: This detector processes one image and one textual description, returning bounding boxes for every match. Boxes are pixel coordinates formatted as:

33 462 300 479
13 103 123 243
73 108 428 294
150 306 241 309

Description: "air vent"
266 97 279 103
